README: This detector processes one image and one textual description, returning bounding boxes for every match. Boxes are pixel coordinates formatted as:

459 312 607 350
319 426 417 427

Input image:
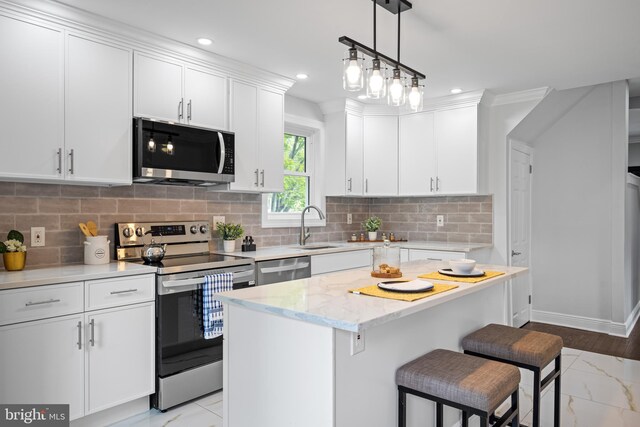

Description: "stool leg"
554 355 562 427
512 389 520 427
436 402 444 427
533 368 541 427
462 411 469 427
480 415 490 427
398 387 406 427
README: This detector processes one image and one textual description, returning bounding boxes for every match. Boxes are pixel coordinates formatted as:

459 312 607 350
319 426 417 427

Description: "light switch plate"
213 216 225 229
31 227 45 247
436 215 444 227
347 213 352 224
350 330 365 355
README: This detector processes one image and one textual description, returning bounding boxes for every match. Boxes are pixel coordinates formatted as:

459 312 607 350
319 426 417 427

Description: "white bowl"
449 259 476 274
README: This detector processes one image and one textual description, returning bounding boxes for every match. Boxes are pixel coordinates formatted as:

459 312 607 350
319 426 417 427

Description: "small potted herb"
0 230 27 271
216 222 244 253
362 216 382 241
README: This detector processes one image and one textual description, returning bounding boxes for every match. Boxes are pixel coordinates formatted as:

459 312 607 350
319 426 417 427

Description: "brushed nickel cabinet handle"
430 177 434 192
254 169 259 187
89 319 95 347
436 177 440 191
77 321 82 350
187 99 192 121
178 98 184 120
348 178 352 192
57 148 62 174
365 179 369 193
25 298 60 307
110 288 138 295
68 149 74 175
260 170 265 187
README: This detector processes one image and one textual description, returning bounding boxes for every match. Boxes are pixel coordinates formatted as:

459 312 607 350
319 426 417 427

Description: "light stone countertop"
0 262 158 291
215 260 525 332
217 241 492 262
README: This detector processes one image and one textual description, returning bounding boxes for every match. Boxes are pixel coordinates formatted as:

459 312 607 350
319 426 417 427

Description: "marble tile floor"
111 347 640 427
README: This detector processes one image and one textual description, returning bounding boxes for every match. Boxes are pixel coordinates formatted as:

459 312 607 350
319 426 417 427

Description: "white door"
435 106 478 194
66 34 132 185
399 112 436 195
0 15 64 181
134 53 183 122
229 80 258 191
258 88 284 192
185 67 227 130
510 146 532 327
345 113 364 195
85 303 154 414
0 315 85 420
363 115 398 196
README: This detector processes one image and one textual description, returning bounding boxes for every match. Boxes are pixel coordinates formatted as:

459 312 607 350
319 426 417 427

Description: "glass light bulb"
346 60 362 85
369 69 384 94
408 86 421 110
390 78 404 101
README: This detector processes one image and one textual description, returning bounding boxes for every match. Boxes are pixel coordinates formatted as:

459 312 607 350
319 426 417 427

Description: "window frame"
261 114 326 228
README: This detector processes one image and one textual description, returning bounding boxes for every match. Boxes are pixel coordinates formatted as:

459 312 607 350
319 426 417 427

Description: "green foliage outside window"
269 133 309 213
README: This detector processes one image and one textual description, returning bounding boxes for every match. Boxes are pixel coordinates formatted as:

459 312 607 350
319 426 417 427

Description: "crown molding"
0 0 295 93
483 87 550 107
320 98 367 116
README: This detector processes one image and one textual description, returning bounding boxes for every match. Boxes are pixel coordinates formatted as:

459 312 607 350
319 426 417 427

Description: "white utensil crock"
84 235 110 265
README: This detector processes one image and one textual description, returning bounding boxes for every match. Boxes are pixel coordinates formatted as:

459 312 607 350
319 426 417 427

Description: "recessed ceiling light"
197 38 213 46
357 94 367 99
450 88 462 94
296 73 309 80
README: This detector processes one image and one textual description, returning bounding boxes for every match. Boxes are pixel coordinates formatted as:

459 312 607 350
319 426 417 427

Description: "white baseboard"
613 300 640 337
531 310 613 334
70 396 149 427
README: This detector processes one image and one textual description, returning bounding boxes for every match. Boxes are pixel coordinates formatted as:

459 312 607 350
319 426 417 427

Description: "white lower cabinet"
408 249 466 262
0 274 155 421
311 250 372 275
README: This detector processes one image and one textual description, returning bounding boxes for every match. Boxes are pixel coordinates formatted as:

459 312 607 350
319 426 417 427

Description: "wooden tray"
347 239 408 243
371 271 403 278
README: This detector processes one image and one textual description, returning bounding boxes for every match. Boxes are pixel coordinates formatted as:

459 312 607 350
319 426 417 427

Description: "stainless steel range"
115 220 255 411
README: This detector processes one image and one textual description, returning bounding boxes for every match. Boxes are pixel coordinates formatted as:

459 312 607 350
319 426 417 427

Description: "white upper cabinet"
0 15 64 181
363 115 398 196
66 34 132 185
134 52 228 130
399 112 436 195
229 80 284 193
345 113 364 195
435 106 478 194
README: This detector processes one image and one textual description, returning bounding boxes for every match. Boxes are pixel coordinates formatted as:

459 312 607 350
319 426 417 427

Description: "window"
262 116 325 228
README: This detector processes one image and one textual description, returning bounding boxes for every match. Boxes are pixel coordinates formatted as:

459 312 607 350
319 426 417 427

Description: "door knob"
511 250 521 256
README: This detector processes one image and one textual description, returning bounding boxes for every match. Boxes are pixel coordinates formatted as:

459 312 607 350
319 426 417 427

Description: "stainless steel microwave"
133 118 235 186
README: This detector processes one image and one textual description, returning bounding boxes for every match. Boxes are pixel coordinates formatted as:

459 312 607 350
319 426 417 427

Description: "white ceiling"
51 0 640 104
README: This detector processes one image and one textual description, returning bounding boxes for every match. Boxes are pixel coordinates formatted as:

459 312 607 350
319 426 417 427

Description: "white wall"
527 82 629 329
285 94 324 122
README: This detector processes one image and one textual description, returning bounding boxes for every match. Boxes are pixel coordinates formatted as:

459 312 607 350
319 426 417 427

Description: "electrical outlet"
436 215 444 227
213 216 225 229
31 227 45 247
347 213 352 224
350 330 365 355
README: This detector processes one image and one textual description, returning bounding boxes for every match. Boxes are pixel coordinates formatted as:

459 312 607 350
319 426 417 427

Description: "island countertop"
216 261 526 332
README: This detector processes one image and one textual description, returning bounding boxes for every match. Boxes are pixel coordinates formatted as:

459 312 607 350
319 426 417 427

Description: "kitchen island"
215 261 526 427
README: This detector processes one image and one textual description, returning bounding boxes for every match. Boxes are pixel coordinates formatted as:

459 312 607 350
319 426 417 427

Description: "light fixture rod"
396 0 401 65
373 0 377 54
374 0 412 14
338 36 426 80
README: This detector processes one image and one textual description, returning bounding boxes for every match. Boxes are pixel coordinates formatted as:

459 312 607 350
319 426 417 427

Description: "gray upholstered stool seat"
396 349 521 427
461 323 563 368
462 324 563 427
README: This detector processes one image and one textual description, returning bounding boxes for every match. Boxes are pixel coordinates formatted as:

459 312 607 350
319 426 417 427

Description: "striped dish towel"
202 272 233 339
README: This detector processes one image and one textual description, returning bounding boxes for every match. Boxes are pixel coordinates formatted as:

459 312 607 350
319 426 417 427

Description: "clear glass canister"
372 240 402 277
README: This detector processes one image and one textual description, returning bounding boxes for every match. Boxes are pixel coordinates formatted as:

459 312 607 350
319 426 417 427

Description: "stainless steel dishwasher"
256 256 311 285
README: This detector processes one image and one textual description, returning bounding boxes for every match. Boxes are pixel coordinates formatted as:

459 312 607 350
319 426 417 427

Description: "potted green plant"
362 216 382 241
0 230 27 271
216 222 244 253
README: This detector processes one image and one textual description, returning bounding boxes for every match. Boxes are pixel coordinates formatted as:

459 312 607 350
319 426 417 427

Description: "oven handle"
217 132 226 174
162 270 255 288
259 262 310 274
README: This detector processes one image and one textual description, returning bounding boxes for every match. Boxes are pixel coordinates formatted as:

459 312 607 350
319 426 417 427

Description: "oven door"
156 266 254 378
133 117 234 184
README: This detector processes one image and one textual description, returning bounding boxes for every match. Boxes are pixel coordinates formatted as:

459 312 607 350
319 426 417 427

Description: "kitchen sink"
294 245 338 250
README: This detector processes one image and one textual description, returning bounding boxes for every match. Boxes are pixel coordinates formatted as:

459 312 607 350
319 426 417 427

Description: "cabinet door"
345 113 364 195
229 80 259 191
0 315 85 420
134 53 183 122
66 34 132 185
399 112 436 195
363 115 398 196
258 88 284 192
185 67 228 130
85 302 154 414
0 15 64 181
435 106 478 194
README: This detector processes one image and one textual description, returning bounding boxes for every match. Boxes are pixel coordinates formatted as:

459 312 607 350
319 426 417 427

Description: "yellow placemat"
349 283 458 302
417 270 505 283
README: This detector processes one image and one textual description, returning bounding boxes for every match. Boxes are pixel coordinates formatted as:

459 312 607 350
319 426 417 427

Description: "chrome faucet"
299 205 326 246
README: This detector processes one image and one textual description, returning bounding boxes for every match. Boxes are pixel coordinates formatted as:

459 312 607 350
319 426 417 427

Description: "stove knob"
136 227 144 237
190 225 198 234
199 225 208 234
123 227 133 238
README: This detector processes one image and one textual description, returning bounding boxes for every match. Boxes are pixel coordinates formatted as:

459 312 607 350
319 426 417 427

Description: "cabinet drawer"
408 249 465 262
311 250 372 275
85 274 155 311
0 282 84 326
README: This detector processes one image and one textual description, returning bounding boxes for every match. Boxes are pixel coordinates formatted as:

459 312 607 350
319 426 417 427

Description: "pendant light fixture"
339 0 425 106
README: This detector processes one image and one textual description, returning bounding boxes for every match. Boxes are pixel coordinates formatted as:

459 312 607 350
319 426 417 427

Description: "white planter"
368 231 378 241
223 240 236 253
